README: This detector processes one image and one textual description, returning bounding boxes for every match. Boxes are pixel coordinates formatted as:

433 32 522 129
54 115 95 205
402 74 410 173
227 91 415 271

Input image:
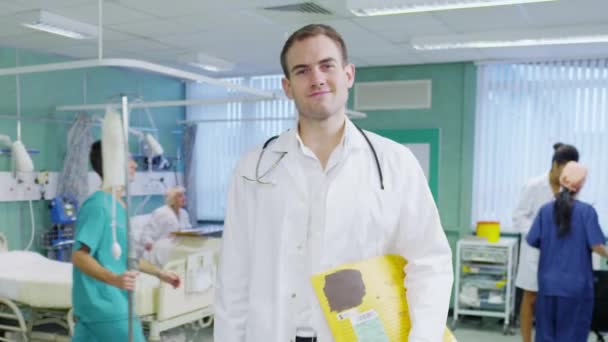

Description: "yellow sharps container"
476 221 500 243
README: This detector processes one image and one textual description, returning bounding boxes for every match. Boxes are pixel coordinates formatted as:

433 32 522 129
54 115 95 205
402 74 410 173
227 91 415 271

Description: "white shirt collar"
269 117 368 153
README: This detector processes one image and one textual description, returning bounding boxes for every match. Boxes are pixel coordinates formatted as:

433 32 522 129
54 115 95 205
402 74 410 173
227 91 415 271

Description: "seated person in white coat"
142 186 192 253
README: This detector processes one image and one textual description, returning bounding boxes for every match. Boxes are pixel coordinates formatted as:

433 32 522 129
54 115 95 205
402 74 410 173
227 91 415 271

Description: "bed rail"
0 297 27 341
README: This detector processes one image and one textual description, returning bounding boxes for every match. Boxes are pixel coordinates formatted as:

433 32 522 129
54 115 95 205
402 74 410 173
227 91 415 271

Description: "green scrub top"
72 190 130 323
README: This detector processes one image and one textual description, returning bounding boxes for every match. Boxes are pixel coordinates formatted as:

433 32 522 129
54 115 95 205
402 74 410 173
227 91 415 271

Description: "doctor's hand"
159 270 181 289
111 271 139 291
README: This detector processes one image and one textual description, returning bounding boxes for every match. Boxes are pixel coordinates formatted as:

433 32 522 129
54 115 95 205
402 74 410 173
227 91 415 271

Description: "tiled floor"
22 317 605 341
160 318 606 342
450 316 603 342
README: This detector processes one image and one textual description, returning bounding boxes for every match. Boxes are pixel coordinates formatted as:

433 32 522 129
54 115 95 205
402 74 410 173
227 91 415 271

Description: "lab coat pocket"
252 183 287 226
354 187 401 256
251 181 296 255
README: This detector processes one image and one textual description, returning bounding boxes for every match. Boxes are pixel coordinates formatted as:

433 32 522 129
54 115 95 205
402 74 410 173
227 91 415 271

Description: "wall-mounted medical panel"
0 171 183 202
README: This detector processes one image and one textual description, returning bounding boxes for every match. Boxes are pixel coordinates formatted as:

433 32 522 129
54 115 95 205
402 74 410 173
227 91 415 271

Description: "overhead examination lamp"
0 134 34 173
93 116 164 158
0 134 36 252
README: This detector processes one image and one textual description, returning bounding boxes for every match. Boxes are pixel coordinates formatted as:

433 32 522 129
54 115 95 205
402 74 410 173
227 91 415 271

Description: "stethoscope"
243 125 384 190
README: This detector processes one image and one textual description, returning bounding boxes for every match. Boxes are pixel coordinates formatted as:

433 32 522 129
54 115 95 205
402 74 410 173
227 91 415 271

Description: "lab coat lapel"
268 130 308 200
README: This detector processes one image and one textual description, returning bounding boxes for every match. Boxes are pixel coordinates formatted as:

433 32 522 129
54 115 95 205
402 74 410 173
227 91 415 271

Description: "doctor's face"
281 34 355 122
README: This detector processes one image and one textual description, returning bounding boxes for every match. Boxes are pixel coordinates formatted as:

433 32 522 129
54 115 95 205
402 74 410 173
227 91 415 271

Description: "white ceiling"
0 0 607 76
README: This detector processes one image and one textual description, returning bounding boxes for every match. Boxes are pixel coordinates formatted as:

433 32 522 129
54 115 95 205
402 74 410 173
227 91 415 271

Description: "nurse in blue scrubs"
527 161 608 341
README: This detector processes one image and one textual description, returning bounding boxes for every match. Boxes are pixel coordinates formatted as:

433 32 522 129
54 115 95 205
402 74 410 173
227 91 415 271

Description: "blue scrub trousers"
535 294 593 342
72 318 146 342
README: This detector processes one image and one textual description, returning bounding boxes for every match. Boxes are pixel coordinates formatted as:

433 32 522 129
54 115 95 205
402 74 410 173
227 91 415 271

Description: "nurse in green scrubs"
71 141 180 341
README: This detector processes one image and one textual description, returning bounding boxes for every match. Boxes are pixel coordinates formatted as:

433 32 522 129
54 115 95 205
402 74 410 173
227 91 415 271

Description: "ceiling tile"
353 13 453 44
0 2 26 14
111 0 258 19
108 18 202 37
0 0 606 75
0 0 93 11
430 5 531 33
167 9 280 34
105 38 175 53
0 16 33 37
311 19 399 59
98 28 137 41
519 0 608 28
52 2 157 26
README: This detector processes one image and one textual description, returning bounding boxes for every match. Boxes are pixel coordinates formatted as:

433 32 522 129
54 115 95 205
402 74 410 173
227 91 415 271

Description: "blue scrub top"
72 191 130 322
527 200 606 299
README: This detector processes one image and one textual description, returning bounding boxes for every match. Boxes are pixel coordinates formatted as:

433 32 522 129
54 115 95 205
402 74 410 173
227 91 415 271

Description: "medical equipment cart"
452 236 518 335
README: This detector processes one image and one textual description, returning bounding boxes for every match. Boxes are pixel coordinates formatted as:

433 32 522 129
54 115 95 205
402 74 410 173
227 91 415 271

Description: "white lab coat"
513 173 554 291
215 119 453 342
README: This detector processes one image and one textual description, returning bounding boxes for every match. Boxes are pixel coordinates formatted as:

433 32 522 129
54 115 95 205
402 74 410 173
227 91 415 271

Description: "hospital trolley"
452 236 518 335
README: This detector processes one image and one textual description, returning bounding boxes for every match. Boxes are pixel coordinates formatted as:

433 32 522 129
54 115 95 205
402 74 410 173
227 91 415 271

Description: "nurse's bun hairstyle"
552 143 579 166
553 142 564 151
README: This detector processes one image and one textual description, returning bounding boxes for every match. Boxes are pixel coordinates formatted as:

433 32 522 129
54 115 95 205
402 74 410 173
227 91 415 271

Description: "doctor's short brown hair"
280 24 349 79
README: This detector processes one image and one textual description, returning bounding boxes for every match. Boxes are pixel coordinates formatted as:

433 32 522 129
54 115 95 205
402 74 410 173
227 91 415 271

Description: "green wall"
0 47 185 251
353 62 477 256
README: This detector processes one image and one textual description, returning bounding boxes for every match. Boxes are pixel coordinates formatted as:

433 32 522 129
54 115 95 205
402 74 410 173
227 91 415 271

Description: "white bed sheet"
0 251 159 315
145 235 221 267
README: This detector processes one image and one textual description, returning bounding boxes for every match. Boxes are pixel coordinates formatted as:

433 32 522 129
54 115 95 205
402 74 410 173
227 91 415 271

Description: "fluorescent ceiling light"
20 10 97 40
347 0 558 16
411 26 608 50
413 35 608 50
188 63 225 73
179 52 234 73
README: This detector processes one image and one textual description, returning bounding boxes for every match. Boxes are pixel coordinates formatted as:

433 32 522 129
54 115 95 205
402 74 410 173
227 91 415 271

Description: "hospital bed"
0 232 220 342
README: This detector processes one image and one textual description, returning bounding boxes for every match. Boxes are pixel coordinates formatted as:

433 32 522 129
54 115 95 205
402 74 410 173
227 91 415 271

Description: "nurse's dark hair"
554 189 574 238
280 24 348 79
90 140 103 179
551 143 579 237
552 142 579 166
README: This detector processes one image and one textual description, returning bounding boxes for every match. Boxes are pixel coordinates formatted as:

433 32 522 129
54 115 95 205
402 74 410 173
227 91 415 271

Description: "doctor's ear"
281 77 294 99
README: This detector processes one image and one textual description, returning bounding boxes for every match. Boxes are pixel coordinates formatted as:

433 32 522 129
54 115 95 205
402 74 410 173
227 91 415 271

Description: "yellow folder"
310 254 456 342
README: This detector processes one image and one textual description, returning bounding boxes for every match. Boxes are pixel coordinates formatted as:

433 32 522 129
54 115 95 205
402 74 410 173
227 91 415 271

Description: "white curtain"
473 59 608 233
186 75 296 220
182 123 198 226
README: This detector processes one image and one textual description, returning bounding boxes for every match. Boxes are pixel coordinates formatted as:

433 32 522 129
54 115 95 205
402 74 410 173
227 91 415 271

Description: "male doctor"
214 24 453 342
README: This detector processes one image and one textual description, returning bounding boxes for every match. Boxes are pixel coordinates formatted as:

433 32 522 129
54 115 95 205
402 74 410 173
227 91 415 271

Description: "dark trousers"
535 294 593 342
295 337 317 342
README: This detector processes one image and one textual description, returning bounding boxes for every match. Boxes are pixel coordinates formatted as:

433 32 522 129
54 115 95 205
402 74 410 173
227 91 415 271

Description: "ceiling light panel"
20 10 97 39
347 0 558 16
